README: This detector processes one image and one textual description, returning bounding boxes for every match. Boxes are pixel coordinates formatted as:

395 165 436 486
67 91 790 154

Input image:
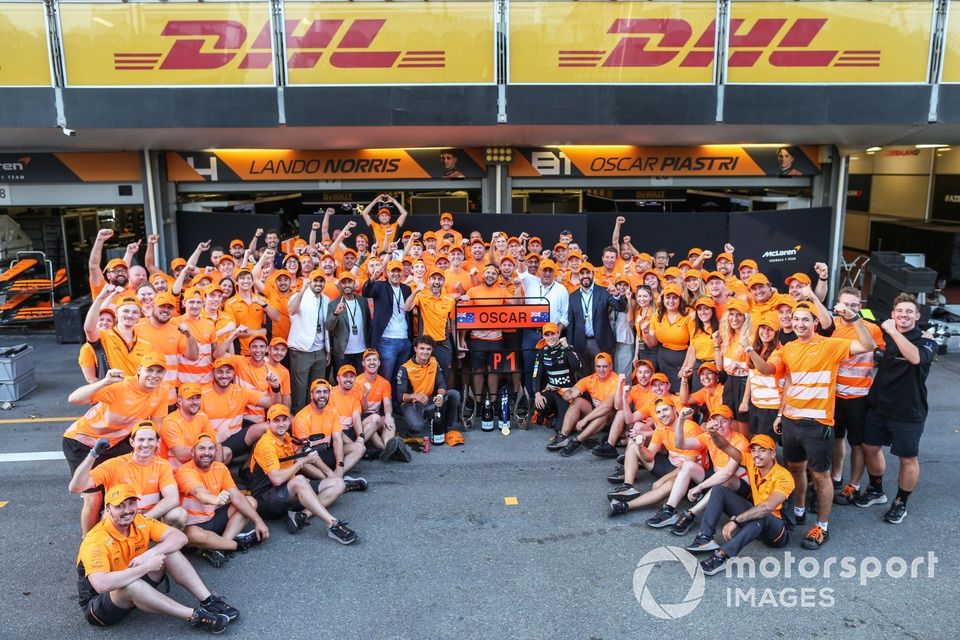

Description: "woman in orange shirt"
740 312 783 439
641 270 662 300
642 284 692 392
631 284 658 367
718 298 752 434
679 297 720 392
682 269 706 309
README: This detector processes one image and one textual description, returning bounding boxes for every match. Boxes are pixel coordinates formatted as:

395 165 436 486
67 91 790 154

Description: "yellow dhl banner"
509 2 717 84
0 3 52 86
58 1 493 87
726 2 933 84
284 2 494 85
509 1 932 84
940 6 960 83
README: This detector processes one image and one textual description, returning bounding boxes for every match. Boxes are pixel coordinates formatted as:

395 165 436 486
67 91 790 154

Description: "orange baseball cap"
423 231 437 240
785 272 811 286
664 266 681 278
170 257 187 270
337 271 356 283
178 383 203 398
759 311 781 331
310 378 331 392
182 287 202 301
694 296 715 309
614 275 630 286
595 352 613 364
710 405 734 419
637 252 654 262
678 260 693 270
274 269 293 280
440 212 453 221
776 296 798 310
154 292 178 307
704 271 725 282
507 236 521 245
266 404 292 420
687 247 703 257
577 262 595 273
716 252 734 263
739 259 759 271
528 236 542 244
541 322 560 335
651 372 669 384
746 273 770 288
539 259 557 270
362 348 379 359
524 253 541 262
337 364 357 377
229 239 245 248
640 269 661 281
387 260 404 272
725 298 749 314
684 269 701 281
698 362 718 373
269 336 287 347
553 242 568 251
750 434 777 450
662 283 682 297
236 268 253 279
130 420 158 438
212 356 236 370
105 258 127 271
308 269 325 281
217 254 236 265
104 484 138 506
499 256 516 267
193 433 215 447
139 353 167 370
115 295 140 310
203 282 224 296
445 430 465 446
428 268 446 279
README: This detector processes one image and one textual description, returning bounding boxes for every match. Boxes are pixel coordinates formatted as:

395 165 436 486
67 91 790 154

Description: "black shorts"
834 396 869 446
254 478 323 520
221 426 252 457
83 574 163 627
468 338 504 372
749 407 780 441
650 451 676 479
193 504 231 534
63 437 133 489
862 414 924 458
722 375 749 422
781 417 834 472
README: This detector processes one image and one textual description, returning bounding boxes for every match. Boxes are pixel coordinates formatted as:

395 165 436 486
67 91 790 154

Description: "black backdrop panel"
846 174 872 212
930 174 960 223
176 211 282 269
298 213 590 256
728 207 831 287
584 212 729 263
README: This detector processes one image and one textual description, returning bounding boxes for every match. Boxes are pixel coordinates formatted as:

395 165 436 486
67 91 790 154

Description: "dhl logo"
558 18 879 69
113 19 445 71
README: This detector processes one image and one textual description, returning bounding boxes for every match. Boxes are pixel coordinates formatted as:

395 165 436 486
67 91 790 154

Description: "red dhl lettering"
557 18 880 70
113 19 446 71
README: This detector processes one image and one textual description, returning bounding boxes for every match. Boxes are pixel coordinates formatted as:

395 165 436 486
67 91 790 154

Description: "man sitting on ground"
548 353 619 457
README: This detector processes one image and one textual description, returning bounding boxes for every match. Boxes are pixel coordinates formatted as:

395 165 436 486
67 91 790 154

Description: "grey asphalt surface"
0 334 955 639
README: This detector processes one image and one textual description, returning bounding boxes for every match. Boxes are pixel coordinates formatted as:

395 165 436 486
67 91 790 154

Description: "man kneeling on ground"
76 484 239 632
549 352 619 457
396 335 462 445
176 433 270 567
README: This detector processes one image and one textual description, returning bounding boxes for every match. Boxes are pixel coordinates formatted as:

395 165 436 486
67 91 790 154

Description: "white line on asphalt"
0 451 65 462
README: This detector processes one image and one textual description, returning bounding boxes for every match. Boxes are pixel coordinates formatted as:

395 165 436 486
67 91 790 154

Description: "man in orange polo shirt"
327 364 370 484
550 353 619 457
407 268 457 379
202 356 281 463
88 228 132 298
69 420 187 529
436 211 463 247
175 287 222 387
356 348 403 460
292 379 344 478
176 434 269 567
397 336 461 444
228 335 291 424
75 484 238 631
136 291 199 384
64 353 173 533
84 287 150 377
159 383 219 470
223 268 280 355
692 434 794 576
249 404 357 543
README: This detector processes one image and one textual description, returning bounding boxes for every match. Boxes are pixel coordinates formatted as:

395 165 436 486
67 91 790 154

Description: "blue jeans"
376 336 411 385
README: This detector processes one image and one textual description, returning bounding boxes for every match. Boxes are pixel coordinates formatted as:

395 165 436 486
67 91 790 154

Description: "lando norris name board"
455 302 550 331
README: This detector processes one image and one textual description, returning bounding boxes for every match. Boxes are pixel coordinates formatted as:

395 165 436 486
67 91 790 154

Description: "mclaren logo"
0 156 31 181
762 245 802 259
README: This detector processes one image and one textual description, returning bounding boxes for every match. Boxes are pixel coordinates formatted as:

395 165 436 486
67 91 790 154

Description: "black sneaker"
395 441 413 462
883 500 907 524
286 510 308 535
646 505 679 528
328 520 358 545
833 484 860 506
546 435 569 451
198 549 229 568
202 595 239 622
616 453 626 464
832 478 843 491
855 487 888 508
700 552 727 576
793 510 807 526
233 530 259 553
591 442 618 459
559 439 582 457
800 524 829 550
609 499 629 517
344 476 369 492
686 534 719 553
380 436 401 462
190 608 229 634
607 466 626 484
671 510 696 536
608 486 641 501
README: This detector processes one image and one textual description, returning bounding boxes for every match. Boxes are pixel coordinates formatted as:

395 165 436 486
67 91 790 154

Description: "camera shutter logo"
633 546 706 620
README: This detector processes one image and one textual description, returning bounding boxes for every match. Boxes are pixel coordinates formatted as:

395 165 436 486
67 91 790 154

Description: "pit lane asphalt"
0 335 955 639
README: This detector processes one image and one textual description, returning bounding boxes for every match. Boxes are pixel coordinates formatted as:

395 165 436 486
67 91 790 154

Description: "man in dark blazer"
567 262 626 372
362 260 413 384
325 272 372 372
